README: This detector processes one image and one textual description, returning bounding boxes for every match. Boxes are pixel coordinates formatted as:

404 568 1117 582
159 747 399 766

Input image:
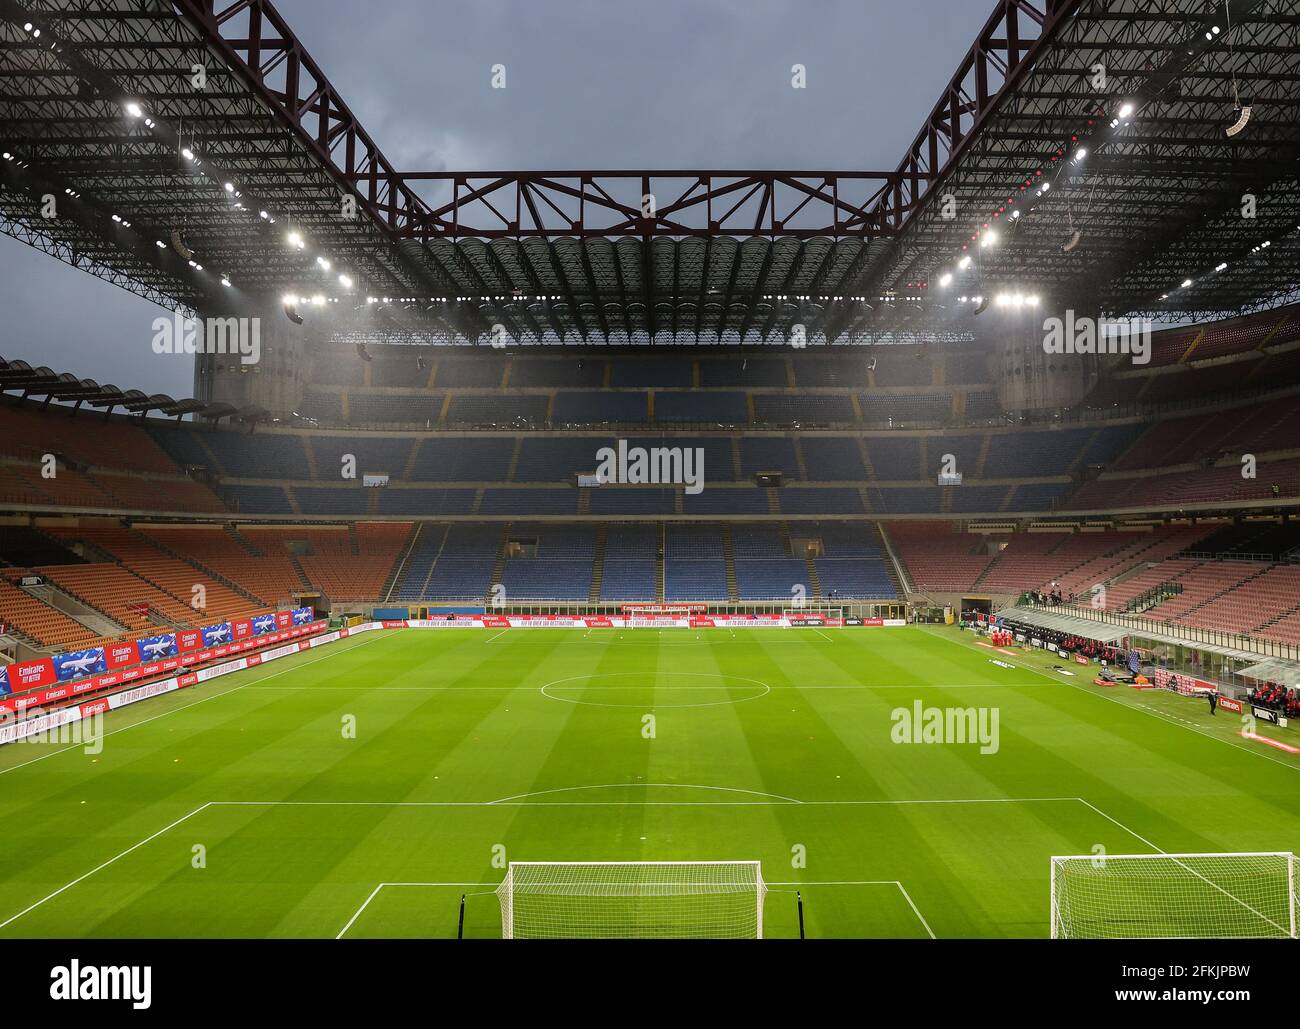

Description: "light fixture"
958 255 972 270
181 148 195 161
1181 279 1193 289
316 256 331 270
125 101 143 118
980 230 998 248
338 273 353 288
1118 103 1134 119
938 272 953 287
287 231 304 249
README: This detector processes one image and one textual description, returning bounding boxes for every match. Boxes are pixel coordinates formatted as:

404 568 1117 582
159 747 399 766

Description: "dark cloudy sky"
0 0 992 398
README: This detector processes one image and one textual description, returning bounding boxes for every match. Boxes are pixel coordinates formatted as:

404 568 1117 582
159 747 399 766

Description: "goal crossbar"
497 860 766 939
1050 851 1298 939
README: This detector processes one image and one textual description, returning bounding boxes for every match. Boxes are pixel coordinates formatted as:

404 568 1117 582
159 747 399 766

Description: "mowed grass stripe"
1 627 1299 938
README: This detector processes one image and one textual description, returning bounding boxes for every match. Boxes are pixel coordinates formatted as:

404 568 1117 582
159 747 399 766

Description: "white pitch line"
0 803 212 932
341 879 935 940
768 880 936 938
927 627 1300 775
0 793 1144 934
894 881 937 939
0 631 393 778
336 881 486 939
484 629 510 643
203 794 1081 808
335 884 385 939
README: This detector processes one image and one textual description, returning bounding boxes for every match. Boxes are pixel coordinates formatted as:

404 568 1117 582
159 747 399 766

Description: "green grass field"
2 625 1299 939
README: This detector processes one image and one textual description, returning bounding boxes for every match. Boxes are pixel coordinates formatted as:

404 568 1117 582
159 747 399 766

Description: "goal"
783 606 843 626
1050 852 1298 939
496 861 767 939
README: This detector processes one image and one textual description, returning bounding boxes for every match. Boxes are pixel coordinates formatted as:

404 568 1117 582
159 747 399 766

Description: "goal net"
1050 852 1298 939
783 607 843 626
496 861 766 939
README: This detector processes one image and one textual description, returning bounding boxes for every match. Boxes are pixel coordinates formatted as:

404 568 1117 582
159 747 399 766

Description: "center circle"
539 671 771 709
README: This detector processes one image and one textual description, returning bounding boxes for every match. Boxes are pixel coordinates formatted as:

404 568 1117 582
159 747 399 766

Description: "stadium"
1 0 1300 966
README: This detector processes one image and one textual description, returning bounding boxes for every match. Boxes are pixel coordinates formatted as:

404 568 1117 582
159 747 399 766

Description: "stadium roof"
1 0 1298 345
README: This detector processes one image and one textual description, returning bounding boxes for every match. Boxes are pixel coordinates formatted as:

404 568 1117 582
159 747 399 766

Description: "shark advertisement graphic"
135 633 179 663
292 607 313 625
53 648 108 683
251 614 278 636
201 622 233 647
0 664 9 697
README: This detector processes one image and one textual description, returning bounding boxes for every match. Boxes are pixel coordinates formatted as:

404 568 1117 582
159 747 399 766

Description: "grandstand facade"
3 0 1300 695
5 298 1300 665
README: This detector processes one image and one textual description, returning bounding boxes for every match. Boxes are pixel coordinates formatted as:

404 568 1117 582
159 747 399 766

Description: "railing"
388 597 905 619
282 377 1300 435
1018 598 1299 662
1124 581 1183 614
1185 550 1279 563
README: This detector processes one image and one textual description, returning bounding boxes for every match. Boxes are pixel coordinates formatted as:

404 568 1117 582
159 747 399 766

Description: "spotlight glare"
338 273 353 288
125 102 143 118
938 272 953 287
1118 103 1134 119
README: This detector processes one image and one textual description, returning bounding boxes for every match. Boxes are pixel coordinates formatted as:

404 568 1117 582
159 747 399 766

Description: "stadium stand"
46 527 266 624
137 526 303 607
0 576 101 649
499 526 596 600
599 525 660 602
887 523 999 593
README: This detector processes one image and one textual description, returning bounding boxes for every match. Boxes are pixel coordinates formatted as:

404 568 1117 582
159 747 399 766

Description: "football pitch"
2 625 1299 939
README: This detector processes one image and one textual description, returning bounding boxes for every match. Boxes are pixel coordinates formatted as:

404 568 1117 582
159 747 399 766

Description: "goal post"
496 861 766 939
782 606 843 626
1050 852 1298 939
